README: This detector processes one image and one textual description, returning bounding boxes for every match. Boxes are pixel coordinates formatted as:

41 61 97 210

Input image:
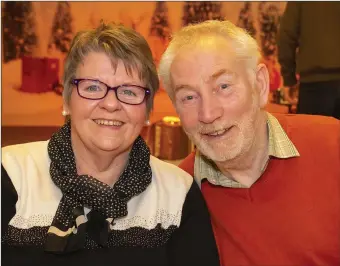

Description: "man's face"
170 36 267 162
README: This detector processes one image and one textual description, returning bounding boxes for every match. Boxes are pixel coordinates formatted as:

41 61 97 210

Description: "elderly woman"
1 23 219 266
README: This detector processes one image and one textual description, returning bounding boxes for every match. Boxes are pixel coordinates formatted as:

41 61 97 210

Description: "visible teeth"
94 119 123 126
207 129 226 136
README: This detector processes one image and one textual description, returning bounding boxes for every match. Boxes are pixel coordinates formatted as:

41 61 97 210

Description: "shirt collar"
194 112 300 188
267 113 300 158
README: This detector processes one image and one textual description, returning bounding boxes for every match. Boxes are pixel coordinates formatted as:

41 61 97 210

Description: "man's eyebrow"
209 69 237 82
174 84 193 92
173 69 237 92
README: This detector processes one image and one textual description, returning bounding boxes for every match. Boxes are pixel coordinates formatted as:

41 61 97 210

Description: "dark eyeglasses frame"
71 78 151 105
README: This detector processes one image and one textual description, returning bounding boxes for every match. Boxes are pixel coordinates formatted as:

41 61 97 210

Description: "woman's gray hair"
63 22 159 115
158 20 261 99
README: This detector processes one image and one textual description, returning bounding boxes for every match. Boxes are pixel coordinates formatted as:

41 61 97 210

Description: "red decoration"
21 56 60 93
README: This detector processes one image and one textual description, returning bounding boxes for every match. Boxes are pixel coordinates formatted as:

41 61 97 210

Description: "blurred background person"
278 2 340 119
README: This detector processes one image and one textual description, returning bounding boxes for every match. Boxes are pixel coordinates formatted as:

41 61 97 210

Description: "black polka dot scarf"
45 121 152 254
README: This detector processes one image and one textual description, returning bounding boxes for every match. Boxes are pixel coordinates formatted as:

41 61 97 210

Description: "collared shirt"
194 113 300 188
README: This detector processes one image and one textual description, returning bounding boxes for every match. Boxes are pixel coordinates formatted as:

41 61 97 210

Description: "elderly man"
159 20 340 266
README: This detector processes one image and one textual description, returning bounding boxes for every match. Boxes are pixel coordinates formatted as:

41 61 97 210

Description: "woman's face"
66 52 148 154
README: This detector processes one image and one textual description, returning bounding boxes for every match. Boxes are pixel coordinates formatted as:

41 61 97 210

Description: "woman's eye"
86 85 100 91
122 90 137 97
123 90 136 96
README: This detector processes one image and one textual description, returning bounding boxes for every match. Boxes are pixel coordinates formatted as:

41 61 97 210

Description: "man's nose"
198 93 223 124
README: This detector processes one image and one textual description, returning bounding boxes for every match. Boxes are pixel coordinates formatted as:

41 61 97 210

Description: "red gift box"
269 68 281 92
21 56 59 93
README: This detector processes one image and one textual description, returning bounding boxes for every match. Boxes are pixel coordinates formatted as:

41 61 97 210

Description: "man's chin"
186 133 234 160
195 141 240 162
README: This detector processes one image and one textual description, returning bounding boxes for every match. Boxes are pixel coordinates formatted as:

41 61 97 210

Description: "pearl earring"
62 110 68 116
145 120 150 126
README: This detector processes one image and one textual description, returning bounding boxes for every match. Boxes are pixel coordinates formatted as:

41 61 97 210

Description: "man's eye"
182 95 196 102
176 90 198 105
220 83 229 90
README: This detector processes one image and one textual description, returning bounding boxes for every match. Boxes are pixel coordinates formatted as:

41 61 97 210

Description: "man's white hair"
158 20 262 98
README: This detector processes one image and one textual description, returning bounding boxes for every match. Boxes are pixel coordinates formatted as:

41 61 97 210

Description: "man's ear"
255 63 270 108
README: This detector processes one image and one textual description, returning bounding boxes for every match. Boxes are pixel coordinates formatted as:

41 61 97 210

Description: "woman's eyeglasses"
72 78 150 105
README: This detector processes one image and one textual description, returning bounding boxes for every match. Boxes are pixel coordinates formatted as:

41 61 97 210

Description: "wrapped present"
153 116 193 160
269 67 282 92
21 56 59 93
140 122 155 155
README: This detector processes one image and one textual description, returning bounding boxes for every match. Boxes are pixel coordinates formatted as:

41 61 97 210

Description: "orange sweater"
180 114 340 266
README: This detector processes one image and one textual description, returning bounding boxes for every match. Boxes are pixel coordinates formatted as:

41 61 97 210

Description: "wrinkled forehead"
170 38 251 87
176 34 248 63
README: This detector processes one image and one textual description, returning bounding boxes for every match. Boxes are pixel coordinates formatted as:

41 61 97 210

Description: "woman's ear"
62 103 70 116
62 103 71 122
